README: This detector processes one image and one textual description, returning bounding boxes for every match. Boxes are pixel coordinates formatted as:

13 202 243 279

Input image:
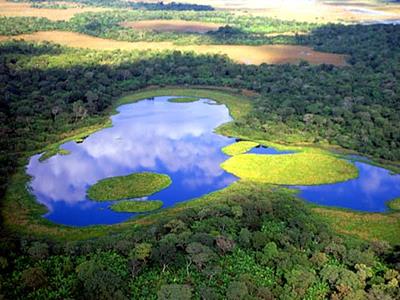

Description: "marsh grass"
110 200 163 213
167 97 200 103
387 198 400 211
221 152 358 185
87 172 172 201
313 207 400 245
222 141 259 156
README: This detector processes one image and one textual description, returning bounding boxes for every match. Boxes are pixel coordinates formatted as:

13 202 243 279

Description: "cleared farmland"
0 31 348 65
0 0 109 21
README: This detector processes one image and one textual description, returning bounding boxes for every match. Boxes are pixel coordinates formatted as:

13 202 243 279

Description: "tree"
72 100 87 121
226 281 249 300
157 284 192 300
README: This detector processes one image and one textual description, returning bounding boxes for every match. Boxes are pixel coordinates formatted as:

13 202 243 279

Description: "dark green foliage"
0 16 65 35
157 284 192 300
1 184 399 299
75 252 128 299
130 2 214 11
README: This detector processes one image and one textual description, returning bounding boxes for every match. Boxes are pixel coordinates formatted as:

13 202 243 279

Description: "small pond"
27 97 237 226
246 145 295 155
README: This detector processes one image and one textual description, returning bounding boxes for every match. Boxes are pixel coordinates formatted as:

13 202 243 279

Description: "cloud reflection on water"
27 97 237 226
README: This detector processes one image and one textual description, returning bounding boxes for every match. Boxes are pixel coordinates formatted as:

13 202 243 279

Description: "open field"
0 31 348 65
121 20 223 33
0 0 109 21
155 0 400 23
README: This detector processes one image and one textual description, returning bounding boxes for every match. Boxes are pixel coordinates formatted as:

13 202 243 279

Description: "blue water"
294 162 400 212
247 145 295 155
27 97 237 226
27 96 400 226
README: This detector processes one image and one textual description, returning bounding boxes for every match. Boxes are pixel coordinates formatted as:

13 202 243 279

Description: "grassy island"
87 172 171 201
110 200 163 213
222 141 259 156
387 198 400 211
221 152 358 185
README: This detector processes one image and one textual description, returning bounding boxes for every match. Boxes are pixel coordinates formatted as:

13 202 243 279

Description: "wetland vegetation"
88 172 172 201
221 152 358 185
222 141 260 156
0 1 400 299
110 200 163 213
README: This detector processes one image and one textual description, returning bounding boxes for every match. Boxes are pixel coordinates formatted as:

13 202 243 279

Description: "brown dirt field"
0 31 348 66
121 20 223 33
0 0 109 21
156 0 400 23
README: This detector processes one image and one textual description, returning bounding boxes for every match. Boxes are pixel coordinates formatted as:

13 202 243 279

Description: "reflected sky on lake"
295 162 400 212
27 97 237 226
27 96 400 226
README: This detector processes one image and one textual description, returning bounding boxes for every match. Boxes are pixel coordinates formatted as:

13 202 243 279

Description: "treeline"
130 2 214 11
1 182 399 299
0 16 64 36
18 0 214 10
0 11 313 45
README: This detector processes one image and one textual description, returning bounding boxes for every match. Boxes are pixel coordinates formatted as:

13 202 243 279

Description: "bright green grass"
387 198 400 211
222 141 259 156
58 149 71 155
88 172 172 201
167 97 200 103
110 200 163 213
221 152 358 185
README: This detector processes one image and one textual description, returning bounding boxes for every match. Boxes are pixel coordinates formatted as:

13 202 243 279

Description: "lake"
27 96 237 226
27 96 400 227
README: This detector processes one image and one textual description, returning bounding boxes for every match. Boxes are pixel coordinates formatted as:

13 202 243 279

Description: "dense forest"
1 11 400 298
1 182 400 299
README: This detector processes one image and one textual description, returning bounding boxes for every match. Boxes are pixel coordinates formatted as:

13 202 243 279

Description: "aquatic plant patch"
222 141 259 156
88 172 172 201
387 198 400 211
110 200 163 213
221 152 358 185
167 97 200 103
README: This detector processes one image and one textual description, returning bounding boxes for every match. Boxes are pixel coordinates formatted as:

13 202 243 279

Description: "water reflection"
247 145 295 155
27 97 400 225
295 162 400 212
27 97 237 226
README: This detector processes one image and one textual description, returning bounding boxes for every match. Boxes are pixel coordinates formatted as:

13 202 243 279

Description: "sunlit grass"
313 207 400 245
110 200 163 213
88 172 172 201
222 141 259 156
221 152 358 185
